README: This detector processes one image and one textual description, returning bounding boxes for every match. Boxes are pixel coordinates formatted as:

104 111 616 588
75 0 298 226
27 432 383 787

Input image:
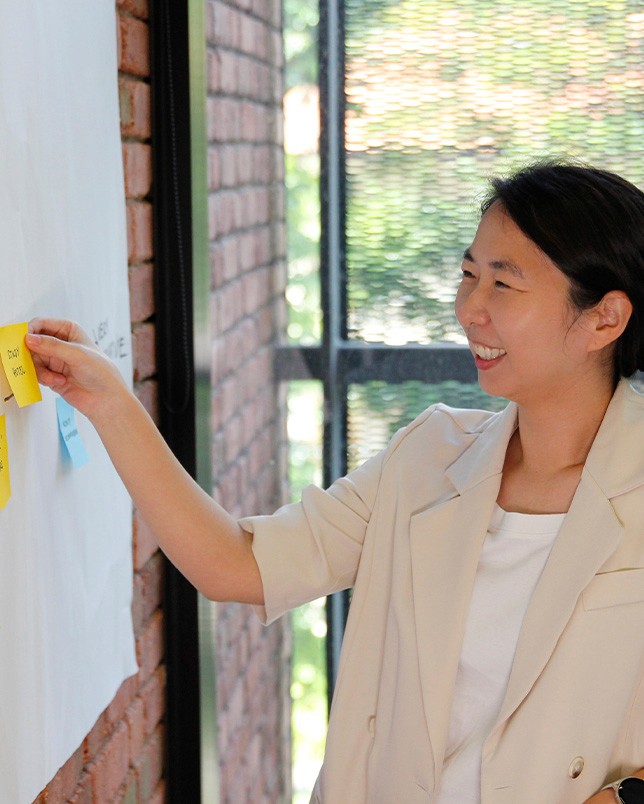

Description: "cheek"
454 287 466 325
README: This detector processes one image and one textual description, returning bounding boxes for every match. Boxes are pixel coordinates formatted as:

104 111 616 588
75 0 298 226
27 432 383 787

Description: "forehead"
470 203 567 284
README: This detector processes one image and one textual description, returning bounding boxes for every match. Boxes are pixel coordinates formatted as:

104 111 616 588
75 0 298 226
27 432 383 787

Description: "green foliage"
286 153 322 343
283 0 318 89
347 381 507 468
343 0 644 342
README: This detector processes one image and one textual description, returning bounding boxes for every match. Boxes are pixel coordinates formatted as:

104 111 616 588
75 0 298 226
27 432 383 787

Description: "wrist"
601 776 644 803
91 379 139 432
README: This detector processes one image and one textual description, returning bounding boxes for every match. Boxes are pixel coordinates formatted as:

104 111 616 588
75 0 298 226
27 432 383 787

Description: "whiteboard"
0 2 137 801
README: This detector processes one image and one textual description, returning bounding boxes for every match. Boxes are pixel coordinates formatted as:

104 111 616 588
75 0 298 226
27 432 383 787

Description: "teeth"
472 344 506 360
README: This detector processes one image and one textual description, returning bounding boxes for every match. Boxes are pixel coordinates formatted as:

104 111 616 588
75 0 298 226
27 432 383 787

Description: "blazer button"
568 757 585 779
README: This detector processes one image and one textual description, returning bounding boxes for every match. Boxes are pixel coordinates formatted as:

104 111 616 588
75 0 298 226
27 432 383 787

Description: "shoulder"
400 401 501 437
382 401 506 462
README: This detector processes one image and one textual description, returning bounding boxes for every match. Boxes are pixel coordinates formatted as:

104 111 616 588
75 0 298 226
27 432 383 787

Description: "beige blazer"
243 379 644 803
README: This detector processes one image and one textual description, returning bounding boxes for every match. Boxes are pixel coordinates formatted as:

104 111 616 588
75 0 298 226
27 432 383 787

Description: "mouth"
469 341 507 370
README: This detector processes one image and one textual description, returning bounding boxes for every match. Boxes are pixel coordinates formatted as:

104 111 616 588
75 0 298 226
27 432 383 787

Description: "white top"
436 505 566 804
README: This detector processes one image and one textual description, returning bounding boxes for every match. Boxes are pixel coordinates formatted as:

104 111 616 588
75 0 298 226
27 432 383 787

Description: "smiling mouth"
470 342 507 361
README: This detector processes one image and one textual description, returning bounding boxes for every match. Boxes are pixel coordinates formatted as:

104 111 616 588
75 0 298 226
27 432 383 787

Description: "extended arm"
26 319 264 605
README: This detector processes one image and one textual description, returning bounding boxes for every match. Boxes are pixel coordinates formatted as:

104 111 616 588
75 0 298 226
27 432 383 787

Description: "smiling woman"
24 160 644 804
483 163 644 383
455 197 632 409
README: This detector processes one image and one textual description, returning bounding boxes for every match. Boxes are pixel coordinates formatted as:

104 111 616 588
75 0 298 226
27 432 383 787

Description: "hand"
26 318 128 423
27 321 263 605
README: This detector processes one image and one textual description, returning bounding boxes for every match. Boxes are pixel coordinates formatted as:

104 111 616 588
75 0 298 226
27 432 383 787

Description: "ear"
586 290 633 352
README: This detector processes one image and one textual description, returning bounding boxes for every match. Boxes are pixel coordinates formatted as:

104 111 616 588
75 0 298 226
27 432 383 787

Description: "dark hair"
481 159 644 379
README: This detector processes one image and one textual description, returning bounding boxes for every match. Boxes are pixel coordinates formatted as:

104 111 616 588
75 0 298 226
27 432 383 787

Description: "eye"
494 279 510 289
461 268 475 279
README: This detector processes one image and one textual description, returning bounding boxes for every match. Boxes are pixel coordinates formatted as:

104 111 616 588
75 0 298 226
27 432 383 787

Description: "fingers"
25 331 78 363
25 319 98 370
28 318 94 348
32 363 67 390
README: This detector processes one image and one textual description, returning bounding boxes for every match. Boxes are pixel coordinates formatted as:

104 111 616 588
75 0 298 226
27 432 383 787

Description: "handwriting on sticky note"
56 397 89 468
0 415 10 509
0 359 12 403
0 322 42 407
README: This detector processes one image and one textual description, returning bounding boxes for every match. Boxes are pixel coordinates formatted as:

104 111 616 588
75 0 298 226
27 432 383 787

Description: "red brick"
220 144 238 188
132 571 145 633
119 77 151 138
222 234 243 281
87 721 130 802
117 769 139 804
83 711 110 760
133 726 165 801
236 144 254 184
116 0 149 19
147 779 167 804
107 674 138 727
257 62 272 103
44 744 85 802
118 14 150 77
236 54 255 98
126 200 153 263
67 771 94 804
250 145 268 184
132 321 156 381
136 609 165 681
128 262 154 323
133 512 159 574
125 695 146 761
208 148 220 190
133 380 159 426
122 142 152 199
140 552 165 622
141 665 167 735
207 97 240 143
208 1 241 50
203 2 290 798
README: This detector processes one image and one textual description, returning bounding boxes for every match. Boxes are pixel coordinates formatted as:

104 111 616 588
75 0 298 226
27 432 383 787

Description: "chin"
476 374 508 400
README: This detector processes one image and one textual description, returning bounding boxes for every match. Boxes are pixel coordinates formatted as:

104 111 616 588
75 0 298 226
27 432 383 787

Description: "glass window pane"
348 381 507 469
287 381 327 803
344 0 644 344
284 0 322 345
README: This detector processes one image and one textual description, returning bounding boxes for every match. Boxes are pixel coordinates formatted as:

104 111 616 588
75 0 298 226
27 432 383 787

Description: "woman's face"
455 203 598 406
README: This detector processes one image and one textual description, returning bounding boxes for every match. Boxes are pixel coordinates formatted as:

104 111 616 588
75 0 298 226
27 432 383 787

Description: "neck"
512 374 617 475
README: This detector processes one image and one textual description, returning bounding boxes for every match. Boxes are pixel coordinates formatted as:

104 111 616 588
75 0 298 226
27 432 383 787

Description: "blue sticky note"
56 397 89 468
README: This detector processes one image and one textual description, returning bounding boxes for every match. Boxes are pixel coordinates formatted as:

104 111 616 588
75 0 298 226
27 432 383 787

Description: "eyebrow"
463 248 525 279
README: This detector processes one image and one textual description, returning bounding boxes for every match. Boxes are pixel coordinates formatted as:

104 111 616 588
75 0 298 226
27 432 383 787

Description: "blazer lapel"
491 379 643 732
492 473 624 730
409 402 518 780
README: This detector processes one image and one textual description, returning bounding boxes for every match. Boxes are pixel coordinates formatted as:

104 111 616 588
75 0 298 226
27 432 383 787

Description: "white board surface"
0 2 138 801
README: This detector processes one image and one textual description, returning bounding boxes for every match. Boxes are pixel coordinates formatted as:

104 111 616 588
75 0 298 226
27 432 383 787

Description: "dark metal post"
150 1 202 800
319 0 351 706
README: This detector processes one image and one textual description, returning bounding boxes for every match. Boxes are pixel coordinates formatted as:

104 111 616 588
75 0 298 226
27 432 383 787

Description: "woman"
26 161 644 803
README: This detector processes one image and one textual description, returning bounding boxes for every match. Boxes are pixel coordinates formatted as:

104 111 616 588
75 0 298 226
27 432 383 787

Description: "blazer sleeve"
239 447 387 625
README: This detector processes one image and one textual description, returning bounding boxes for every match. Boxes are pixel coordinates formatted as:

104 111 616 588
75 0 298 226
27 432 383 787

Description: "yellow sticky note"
0 322 42 407
0 358 12 403
0 415 10 509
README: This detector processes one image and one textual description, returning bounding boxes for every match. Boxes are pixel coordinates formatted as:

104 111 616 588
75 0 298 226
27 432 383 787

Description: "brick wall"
35 2 166 801
206 0 291 800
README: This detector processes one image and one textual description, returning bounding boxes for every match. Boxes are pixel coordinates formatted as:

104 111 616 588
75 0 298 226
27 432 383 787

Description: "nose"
455 283 491 329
